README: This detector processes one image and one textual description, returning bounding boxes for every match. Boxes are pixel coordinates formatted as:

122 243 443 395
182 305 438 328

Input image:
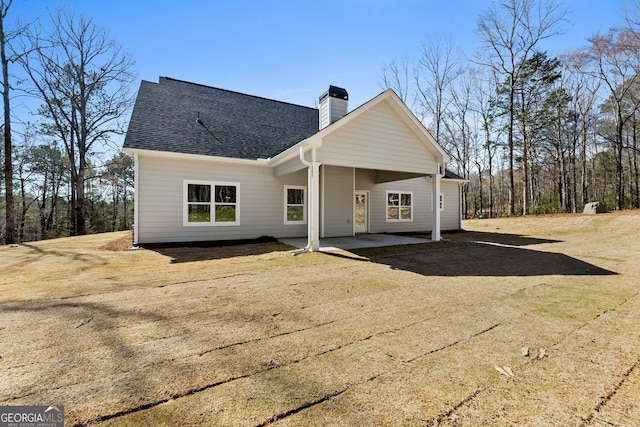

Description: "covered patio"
269 89 451 253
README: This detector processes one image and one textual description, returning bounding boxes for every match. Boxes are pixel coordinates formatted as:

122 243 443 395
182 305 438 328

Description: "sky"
8 0 632 111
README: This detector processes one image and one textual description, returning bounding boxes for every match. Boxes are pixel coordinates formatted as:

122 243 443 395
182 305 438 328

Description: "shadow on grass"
344 231 617 277
142 230 616 277
143 238 291 263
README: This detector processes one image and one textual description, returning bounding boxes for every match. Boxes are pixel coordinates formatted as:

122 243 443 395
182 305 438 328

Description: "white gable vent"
318 85 348 130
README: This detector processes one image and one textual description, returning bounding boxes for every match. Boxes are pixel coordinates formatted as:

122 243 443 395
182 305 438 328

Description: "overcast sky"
9 0 631 110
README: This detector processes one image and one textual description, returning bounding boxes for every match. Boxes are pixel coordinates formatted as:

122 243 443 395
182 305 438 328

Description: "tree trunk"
18 169 29 242
508 81 515 215
520 86 528 216
75 163 86 235
581 121 589 205
616 111 625 210
1 11 16 244
633 116 639 208
571 130 578 213
488 152 494 218
69 171 77 236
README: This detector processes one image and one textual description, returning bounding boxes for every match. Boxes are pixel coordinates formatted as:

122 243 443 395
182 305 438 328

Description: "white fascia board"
426 174 468 183
269 135 321 166
316 90 395 138
122 147 271 167
383 92 452 164
276 89 452 166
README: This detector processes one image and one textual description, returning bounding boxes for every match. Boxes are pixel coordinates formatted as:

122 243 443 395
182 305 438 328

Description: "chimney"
318 85 348 130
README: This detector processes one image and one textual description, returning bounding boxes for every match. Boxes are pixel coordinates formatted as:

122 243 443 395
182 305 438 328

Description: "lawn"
1 211 639 426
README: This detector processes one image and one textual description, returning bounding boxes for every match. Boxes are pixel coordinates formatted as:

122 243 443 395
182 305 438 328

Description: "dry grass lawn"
1 211 639 426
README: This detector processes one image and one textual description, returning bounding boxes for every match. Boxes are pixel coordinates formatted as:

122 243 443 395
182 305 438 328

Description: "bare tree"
472 67 503 217
1 0 15 243
585 29 640 210
414 34 461 143
442 68 477 216
380 57 411 104
562 52 602 208
17 8 135 235
476 0 566 215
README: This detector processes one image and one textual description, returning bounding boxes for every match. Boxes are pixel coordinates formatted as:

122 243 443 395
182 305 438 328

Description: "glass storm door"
355 191 368 233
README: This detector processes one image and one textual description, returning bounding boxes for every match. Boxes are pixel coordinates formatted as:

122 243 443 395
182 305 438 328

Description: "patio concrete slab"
280 234 431 251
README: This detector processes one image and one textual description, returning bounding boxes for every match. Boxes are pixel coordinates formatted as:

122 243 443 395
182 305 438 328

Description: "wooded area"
0 2 135 244
2 0 640 244
382 0 640 217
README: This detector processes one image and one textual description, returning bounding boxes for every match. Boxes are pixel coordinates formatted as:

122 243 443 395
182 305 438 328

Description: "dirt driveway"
1 212 639 426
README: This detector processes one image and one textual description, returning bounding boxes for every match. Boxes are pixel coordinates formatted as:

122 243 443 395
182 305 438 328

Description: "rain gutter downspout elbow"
299 145 312 168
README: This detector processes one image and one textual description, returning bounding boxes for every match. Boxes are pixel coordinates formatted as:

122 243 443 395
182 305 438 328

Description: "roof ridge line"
160 76 318 111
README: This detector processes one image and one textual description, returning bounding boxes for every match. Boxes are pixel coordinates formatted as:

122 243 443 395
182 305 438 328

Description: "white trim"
321 164 325 238
133 151 139 245
124 147 271 166
284 185 307 225
354 190 369 234
432 172 441 241
386 190 413 222
183 180 240 226
310 158 321 250
271 90 451 169
270 137 320 166
352 169 356 236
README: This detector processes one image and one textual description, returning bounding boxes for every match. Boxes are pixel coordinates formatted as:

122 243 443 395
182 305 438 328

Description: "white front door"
354 191 368 233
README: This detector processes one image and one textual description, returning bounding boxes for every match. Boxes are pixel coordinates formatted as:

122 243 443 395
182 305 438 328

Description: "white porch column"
308 161 321 251
133 151 139 246
431 168 442 242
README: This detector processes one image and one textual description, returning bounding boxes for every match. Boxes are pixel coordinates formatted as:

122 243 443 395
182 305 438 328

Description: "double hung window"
284 186 306 224
184 180 239 226
386 191 413 221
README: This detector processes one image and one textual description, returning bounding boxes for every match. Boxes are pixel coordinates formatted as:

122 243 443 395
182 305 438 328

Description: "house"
122 77 465 250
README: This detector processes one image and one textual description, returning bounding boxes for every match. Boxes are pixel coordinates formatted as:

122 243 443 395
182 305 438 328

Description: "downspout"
309 147 321 252
291 145 320 255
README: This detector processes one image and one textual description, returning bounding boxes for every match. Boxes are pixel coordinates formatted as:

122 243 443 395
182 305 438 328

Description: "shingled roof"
123 77 320 159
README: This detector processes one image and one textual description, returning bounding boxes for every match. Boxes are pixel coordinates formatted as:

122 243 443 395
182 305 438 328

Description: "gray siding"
366 176 462 234
329 99 348 124
136 154 307 243
319 100 438 174
369 178 432 233
441 179 463 230
322 165 354 237
319 98 348 130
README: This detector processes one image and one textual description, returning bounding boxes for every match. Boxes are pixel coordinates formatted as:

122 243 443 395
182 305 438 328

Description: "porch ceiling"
373 170 426 184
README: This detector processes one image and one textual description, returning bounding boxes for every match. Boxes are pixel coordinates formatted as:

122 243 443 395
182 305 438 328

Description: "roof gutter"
122 147 272 166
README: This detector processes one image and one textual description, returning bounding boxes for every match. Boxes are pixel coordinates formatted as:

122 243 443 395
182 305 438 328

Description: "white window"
386 191 413 221
284 186 306 224
184 180 240 226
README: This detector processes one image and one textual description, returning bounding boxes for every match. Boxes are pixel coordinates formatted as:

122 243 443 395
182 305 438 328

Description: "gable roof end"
273 89 451 165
